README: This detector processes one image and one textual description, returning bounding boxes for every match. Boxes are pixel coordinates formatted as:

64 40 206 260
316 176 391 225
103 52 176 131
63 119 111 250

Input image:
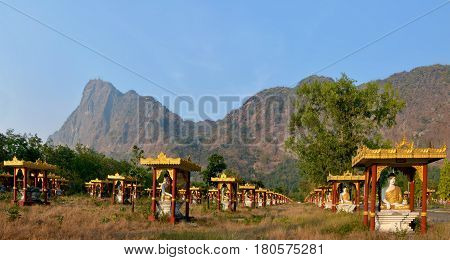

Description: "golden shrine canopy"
140 152 201 172
3 156 57 170
256 188 267 192
107 172 135 181
211 173 236 182
48 173 61 180
239 183 256 189
327 170 365 182
90 178 112 184
352 137 447 167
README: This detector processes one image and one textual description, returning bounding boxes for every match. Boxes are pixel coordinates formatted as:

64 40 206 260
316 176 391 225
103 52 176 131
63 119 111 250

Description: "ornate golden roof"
256 188 267 192
48 173 61 180
140 152 201 172
352 137 447 167
107 172 135 181
90 178 112 184
0 173 13 178
208 188 218 192
327 170 365 182
3 156 57 170
238 183 256 189
211 173 236 182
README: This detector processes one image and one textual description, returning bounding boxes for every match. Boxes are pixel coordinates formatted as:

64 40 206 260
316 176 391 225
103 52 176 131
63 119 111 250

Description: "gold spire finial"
396 135 414 149
157 152 167 159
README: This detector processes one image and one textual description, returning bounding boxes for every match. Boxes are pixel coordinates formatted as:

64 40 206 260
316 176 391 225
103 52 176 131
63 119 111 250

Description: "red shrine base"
17 200 33 206
12 200 51 206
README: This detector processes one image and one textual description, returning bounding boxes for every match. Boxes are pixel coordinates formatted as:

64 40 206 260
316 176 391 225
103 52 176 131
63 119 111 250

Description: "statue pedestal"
157 200 184 219
324 202 332 209
336 203 356 213
376 210 419 232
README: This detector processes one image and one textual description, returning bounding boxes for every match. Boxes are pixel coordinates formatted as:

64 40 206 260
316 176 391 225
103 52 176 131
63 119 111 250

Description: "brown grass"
0 195 448 240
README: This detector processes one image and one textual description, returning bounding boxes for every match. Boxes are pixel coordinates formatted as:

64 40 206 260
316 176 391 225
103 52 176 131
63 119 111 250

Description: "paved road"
427 208 450 223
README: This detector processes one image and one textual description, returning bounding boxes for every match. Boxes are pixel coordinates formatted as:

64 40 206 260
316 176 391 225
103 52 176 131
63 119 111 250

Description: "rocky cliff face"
49 65 450 180
377 65 449 147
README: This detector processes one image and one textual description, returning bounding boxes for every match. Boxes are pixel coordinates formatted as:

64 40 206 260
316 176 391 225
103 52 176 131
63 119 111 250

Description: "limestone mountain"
49 64 450 188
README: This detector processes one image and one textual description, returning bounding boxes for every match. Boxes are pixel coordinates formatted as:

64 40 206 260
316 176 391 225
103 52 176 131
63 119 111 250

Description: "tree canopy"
202 153 227 185
437 160 450 201
286 75 404 186
0 129 133 194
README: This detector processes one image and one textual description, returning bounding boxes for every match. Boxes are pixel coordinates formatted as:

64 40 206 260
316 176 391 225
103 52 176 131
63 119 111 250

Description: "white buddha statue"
160 174 172 202
339 187 352 204
381 175 408 210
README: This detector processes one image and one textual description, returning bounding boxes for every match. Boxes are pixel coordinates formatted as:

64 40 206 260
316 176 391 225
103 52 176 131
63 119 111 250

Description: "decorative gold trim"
376 165 388 181
140 152 201 172
352 137 446 167
413 165 424 182
211 172 236 182
363 211 368 216
327 170 365 182
420 212 427 217
369 212 375 217
3 156 57 170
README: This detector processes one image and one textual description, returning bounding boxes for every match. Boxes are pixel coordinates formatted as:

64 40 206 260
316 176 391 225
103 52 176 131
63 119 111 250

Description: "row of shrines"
85 153 291 224
305 137 447 234
1 152 292 224
0 157 68 205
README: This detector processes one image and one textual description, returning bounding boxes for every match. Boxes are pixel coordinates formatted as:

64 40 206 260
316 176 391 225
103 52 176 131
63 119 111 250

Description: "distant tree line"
0 129 150 194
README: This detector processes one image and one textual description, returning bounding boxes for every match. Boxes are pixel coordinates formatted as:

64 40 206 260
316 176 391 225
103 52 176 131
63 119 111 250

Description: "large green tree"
202 153 227 185
286 75 404 185
437 159 450 201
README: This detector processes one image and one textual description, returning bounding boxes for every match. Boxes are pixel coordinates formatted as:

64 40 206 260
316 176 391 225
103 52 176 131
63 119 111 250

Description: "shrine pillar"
370 164 377 231
363 168 369 226
228 183 233 211
409 172 415 211
355 181 360 210
12 168 18 203
111 180 116 204
22 168 28 205
421 164 428 234
170 168 177 224
263 192 267 207
43 170 48 204
252 190 256 208
185 171 190 220
217 185 221 211
331 182 336 212
149 168 157 221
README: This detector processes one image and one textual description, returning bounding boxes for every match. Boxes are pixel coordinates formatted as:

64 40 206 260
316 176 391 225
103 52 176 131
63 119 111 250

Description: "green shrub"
6 206 21 221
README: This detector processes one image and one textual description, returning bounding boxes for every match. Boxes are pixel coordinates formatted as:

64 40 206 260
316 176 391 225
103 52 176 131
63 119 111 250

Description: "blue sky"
0 0 449 139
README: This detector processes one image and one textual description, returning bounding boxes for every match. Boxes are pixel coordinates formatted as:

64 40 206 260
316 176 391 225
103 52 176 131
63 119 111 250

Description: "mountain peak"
296 75 334 87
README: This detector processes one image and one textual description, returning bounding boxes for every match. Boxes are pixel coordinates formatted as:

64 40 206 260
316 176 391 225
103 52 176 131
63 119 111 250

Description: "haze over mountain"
49 64 450 189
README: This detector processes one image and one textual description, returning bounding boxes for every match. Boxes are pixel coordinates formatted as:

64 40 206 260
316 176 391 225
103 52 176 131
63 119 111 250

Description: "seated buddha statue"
381 175 409 210
339 187 352 204
160 174 172 202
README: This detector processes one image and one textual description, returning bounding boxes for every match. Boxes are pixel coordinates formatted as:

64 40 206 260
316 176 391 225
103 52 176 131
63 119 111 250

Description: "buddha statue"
339 187 352 204
160 174 172 201
381 175 409 210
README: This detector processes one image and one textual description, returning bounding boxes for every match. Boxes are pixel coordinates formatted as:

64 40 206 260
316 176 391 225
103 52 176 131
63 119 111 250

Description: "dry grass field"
0 194 449 240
